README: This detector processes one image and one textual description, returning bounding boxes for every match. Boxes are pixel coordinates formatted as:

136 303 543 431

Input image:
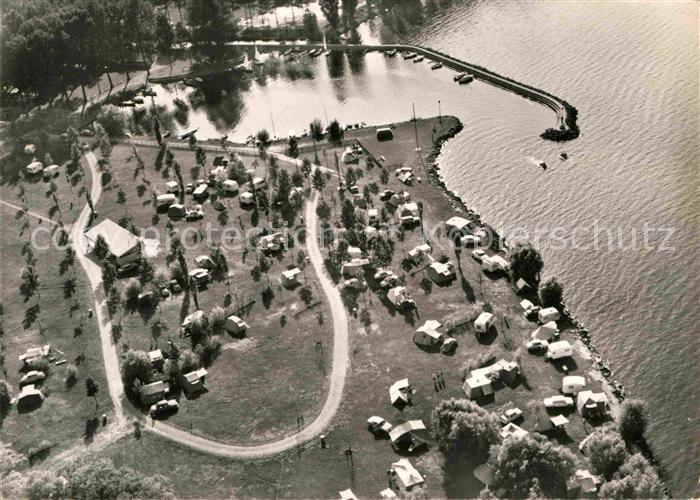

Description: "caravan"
546 340 573 360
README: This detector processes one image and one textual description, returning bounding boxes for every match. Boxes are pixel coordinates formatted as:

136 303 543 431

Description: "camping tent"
531 321 559 341
413 320 444 346
389 378 411 405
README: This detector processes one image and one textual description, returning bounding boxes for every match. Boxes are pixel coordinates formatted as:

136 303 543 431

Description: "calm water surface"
151 2 699 495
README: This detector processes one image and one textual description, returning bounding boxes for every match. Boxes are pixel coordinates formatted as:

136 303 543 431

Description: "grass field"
67 117 614 498
0 154 113 459
95 142 333 444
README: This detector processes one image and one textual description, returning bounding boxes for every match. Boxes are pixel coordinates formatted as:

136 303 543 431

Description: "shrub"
195 336 222 367
540 277 564 308
209 306 227 334
96 105 127 138
179 349 200 374
64 364 79 388
299 286 313 305
618 399 648 443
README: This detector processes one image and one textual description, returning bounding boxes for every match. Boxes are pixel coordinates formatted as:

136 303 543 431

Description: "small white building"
165 180 180 193
413 320 444 347
342 258 369 277
251 176 266 191
387 286 414 310
500 423 528 439
474 312 494 335
16 384 44 408
26 161 43 175
225 315 249 334
156 193 177 208
281 268 301 287
562 375 586 395
427 261 455 284
546 340 573 360
240 191 255 206
538 307 561 323
367 208 379 226
222 179 239 193
408 243 431 263
482 255 509 273
398 202 420 226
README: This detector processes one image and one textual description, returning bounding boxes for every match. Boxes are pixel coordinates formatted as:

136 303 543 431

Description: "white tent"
389 378 411 405
531 321 559 341
413 320 444 346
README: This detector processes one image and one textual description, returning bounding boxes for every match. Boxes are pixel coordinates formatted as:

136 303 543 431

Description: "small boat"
402 52 417 59
288 129 297 138
458 74 474 84
385 49 397 57
310 48 324 57
413 55 424 63
539 161 548 171
453 72 467 81
431 62 443 70
272 134 279 142
559 152 568 160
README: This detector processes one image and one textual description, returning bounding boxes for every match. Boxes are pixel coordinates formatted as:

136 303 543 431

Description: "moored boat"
385 49 397 57
431 62 443 70
402 52 417 59
458 74 474 84
413 55 424 62
453 72 467 81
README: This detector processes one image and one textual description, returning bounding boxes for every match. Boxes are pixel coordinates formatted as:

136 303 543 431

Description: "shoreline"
425 115 670 493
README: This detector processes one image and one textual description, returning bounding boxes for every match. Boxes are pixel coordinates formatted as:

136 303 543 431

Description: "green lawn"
0 155 113 458
96 142 333 444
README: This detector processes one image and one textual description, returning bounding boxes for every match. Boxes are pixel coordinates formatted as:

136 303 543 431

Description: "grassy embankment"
0 151 113 459
96 142 333 444
86 116 611 498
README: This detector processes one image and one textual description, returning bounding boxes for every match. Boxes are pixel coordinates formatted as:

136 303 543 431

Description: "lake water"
149 2 699 495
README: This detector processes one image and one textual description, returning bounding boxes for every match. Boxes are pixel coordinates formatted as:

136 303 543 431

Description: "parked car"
526 338 549 352
117 262 139 277
471 249 486 262
373 268 392 281
367 416 393 434
379 275 398 288
185 183 194 194
20 370 46 386
500 408 523 425
149 399 179 418
544 395 574 409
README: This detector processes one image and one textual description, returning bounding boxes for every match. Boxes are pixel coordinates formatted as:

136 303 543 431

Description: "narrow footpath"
74 146 349 458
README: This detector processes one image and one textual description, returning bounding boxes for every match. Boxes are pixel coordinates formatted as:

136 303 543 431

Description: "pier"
225 41 580 141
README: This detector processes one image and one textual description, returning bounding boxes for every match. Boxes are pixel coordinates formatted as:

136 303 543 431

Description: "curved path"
75 146 349 457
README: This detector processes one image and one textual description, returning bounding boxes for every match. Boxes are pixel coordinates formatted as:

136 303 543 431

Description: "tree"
85 377 99 411
618 399 648 444
508 243 543 285
302 10 323 41
125 279 143 305
585 426 628 479
312 168 326 194
328 119 343 142
120 350 152 397
341 199 356 228
256 129 271 147
155 12 174 52
102 259 118 291
488 433 576 499
316 199 332 221
287 135 299 158
107 287 121 315
320 0 340 31
430 398 500 457
310 119 324 161
380 168 389 187
187 0 238 49
598 454 664 499
299 286 313 305
93 234 110 260
341 0 358 29
539 277 563 308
